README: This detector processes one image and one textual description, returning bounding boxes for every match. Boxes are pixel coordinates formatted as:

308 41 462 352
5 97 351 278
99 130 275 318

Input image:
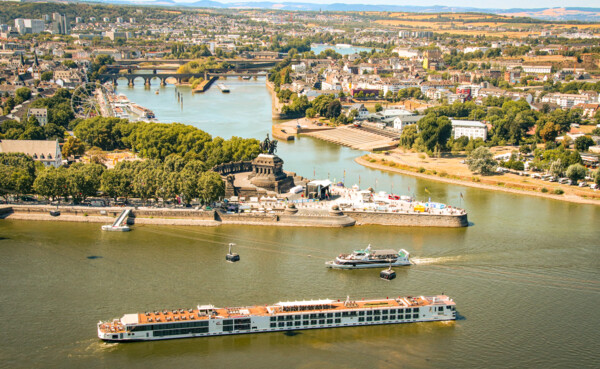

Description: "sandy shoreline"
355 156 600 206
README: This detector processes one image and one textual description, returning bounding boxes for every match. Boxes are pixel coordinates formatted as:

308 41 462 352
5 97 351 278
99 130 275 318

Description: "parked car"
579 181 587 187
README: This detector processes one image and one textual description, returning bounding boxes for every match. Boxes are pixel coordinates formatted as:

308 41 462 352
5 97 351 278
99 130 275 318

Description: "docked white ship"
325 245 411 269
98 295 456 342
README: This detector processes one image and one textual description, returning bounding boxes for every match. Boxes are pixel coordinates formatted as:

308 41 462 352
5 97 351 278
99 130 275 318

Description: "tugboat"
226 243 240 262
325 245 411 269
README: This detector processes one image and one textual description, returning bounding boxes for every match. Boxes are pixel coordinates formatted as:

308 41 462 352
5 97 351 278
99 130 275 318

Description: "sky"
192 0 599 9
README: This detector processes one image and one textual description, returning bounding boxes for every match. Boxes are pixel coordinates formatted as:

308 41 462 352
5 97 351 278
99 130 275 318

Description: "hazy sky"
205 0 598 9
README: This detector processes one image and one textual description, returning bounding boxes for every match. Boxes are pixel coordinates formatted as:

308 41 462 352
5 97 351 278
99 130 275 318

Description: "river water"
0 78 598 368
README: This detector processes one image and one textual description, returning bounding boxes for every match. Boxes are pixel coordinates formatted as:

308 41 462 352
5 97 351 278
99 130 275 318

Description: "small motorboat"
226 243 240 262
49 210 60 217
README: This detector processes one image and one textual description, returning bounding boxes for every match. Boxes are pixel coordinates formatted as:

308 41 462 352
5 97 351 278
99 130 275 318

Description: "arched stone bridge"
99 70 269 87
98 72 209 87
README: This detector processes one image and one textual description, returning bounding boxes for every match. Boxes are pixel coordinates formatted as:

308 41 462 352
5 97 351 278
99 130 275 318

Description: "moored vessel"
98 295 456 342
325 245 411 269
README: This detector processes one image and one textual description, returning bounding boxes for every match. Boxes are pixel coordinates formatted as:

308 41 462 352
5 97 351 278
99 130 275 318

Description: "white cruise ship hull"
98 295 456 342
98 304 455 342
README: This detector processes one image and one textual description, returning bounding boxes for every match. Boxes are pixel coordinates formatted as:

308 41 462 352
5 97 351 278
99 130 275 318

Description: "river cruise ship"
98 295 456 342
325 245 411 269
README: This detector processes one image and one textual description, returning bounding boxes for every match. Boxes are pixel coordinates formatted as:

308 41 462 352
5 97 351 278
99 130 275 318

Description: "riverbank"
266 80 286 119
356 154 600 206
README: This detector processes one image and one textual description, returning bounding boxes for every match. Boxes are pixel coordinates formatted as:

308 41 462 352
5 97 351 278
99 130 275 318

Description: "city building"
27 108 48 126
0 139 63 167
522 65 552 74
52 13 70 35
392 114 425 131
451 120 488 140
14 19 44 34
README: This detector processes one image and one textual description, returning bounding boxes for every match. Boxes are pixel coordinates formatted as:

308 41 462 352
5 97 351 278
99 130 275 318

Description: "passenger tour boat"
325 245 411 269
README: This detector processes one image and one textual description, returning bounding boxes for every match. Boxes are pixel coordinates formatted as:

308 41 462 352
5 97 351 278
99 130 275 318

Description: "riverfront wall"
346 211 468 228
3 205 468 228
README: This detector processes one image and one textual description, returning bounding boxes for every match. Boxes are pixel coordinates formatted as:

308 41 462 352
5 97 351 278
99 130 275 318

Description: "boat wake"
411 256 465 265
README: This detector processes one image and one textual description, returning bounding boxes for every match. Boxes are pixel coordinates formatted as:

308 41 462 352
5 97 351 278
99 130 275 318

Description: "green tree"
14 87 32 105
574 136 595 152
41 71 53 81
67 163 104 204
374 103 383 112
62 136 86 157
0 153 36 200
594 167 600 187
101 169 130 200
417 114 452 153
399 125 418 148
566 164 586 184
33 166 69 202
198 171 224 204
325 100 342 119
466 146 496 175
549 158 565 178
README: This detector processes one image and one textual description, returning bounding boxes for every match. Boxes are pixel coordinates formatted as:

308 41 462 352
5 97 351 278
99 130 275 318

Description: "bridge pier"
128 77 134 87
160 77 167 87
144 77 151 88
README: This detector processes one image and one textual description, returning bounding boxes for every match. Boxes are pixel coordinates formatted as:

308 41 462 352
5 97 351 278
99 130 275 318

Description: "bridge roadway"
99 70 269 87
112 58 281 67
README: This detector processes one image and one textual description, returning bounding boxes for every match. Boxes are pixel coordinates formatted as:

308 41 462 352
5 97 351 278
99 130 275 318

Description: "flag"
460 192 464 199
424 187 430 194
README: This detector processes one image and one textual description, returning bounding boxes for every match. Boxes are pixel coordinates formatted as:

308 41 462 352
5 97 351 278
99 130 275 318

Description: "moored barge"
98 295 456 342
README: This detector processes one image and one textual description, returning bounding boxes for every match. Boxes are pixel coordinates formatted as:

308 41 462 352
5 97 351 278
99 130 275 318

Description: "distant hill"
74 1 600 22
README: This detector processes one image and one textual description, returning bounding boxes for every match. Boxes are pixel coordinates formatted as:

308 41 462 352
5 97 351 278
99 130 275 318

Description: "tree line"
1 117 263 204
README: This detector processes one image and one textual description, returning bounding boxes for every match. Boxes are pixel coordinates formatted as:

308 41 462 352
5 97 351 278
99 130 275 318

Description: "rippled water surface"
0 80 598 368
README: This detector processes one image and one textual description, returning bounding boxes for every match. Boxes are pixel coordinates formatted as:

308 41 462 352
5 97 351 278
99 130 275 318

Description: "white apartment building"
522 65 552 74
393 114 425 131
451 120 488 140
541 93 592 109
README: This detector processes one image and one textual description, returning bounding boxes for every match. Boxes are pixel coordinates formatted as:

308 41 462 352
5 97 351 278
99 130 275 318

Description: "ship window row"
267 309 420 323
360 314 418 322
132 321 208 331
153 327 209 337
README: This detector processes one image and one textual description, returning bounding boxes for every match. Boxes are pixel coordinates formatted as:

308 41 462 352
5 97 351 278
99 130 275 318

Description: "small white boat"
101 225 130 232
326 245 411 269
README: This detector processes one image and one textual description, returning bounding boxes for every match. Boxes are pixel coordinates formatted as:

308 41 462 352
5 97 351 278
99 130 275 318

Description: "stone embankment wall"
3 205 468 228
346 211 468 228
216 210 356 227
0 206 13 217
